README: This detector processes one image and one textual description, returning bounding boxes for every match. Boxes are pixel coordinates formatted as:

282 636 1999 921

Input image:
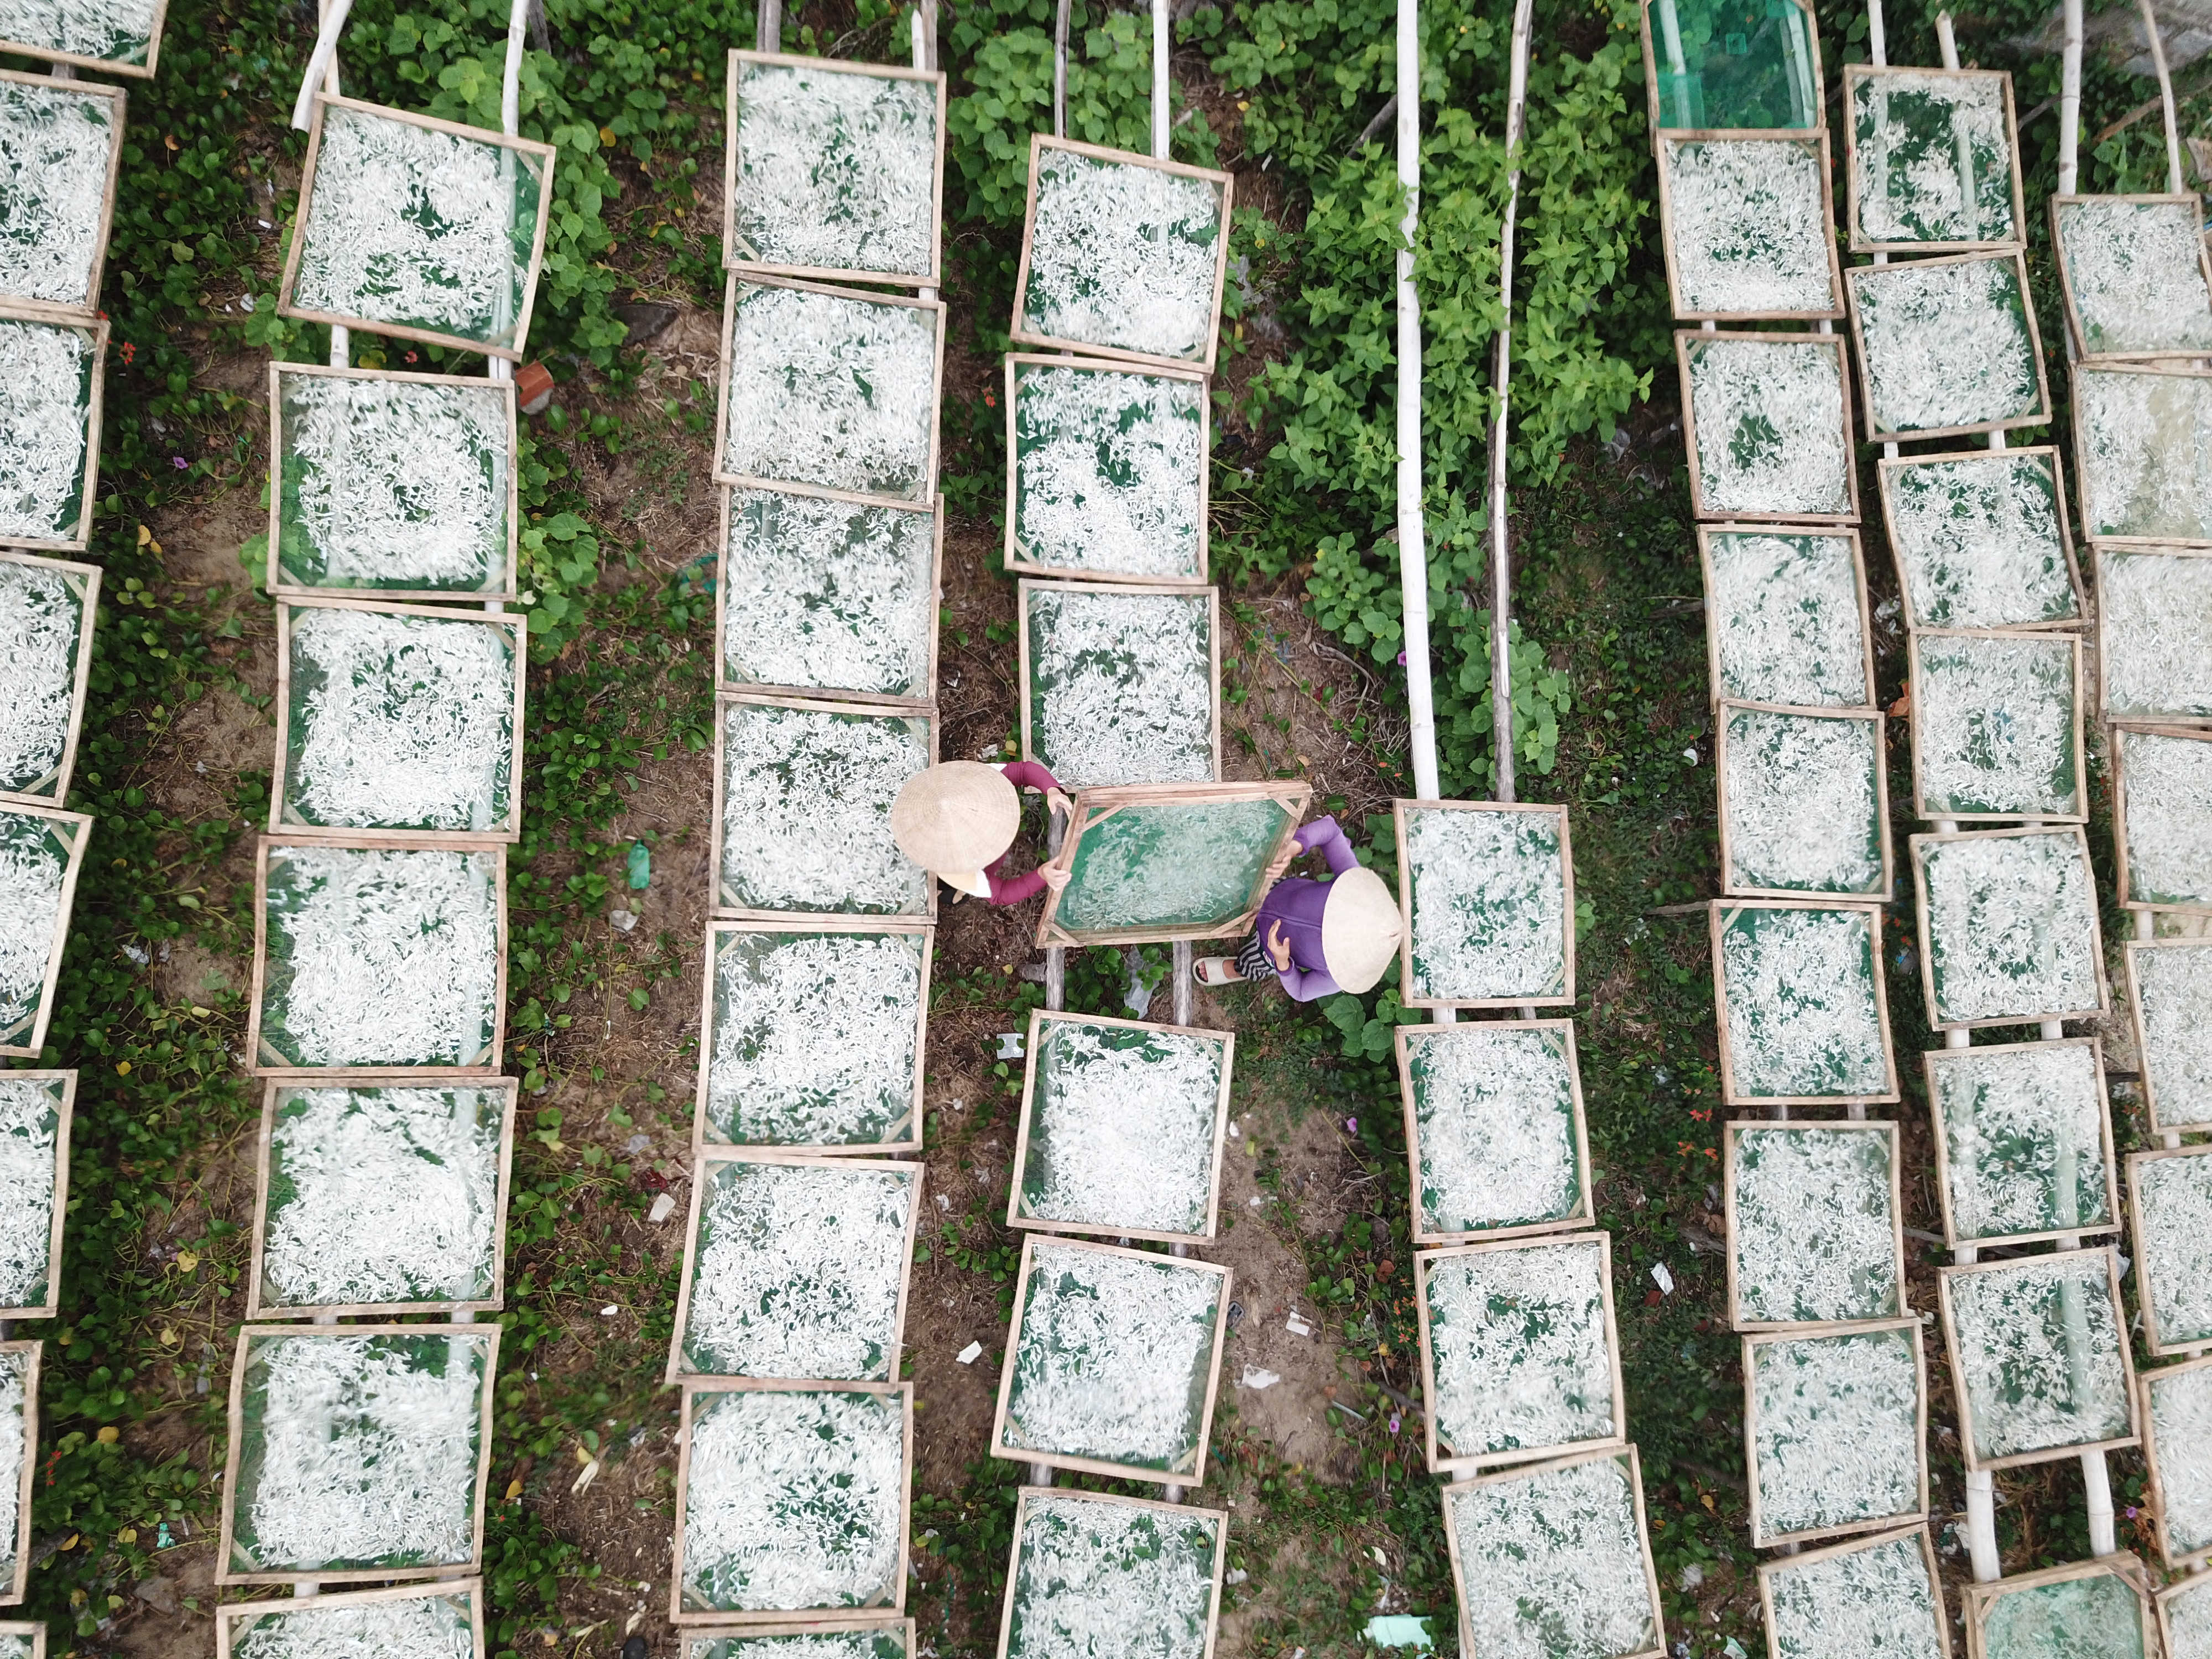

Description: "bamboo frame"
276 96 557 363
714 487 942 711
722 50 947 288
1674 330 1859 525
2098 545 2212 724
1394 799 1577 1010
709 690 938 924
243 1074 519 1321
2140 1351 2212 1570
2128 1142 2212 1356
1005 1007 1233 1245
1636 0 1825 142
2111 723 2212 909
1754 1526 1950 1659
1843 64 2028 255
989 1234 1231 1486
1713 700 1891 900
217 1322 500 1584
0 803 88 1060
1741 1319 1929 1548
0 1343 35 1605
0 548 98 807
1016 578 1222 786
215 1580 486 1659
1875 446 2085 633
0 306 105 553
0 1072 71 1321
694 917 932 1159
2126 938 2212 1135
1724 1118 1906 1331
682 1621 916 1657
2071 366 2212 550
0 0 167 77
0 1622 43 1659
1653 129 1845 321
246 834 510 1078
270 596 528 842
709 272 945 500
2160 1571 2212 1654
1397 1018 1594 1246
993 1487 1225 1659
666 1146 924 1384
1906 629 2087 824
1002 354 1212 586
2049 194 2212 363
1414 1232 1627 1475
1961 1555 2153 1659
1708 899 1900 1107
264 361 521 604
1033 779 1311 950
0 69 126 319
1694 523 1876 709
1439 1444 1666 1659
1843 249 2052 444
1921 1037 2120 1249
670 1378 913 1625
1907 825 2109 1032
1009 134 1235 375
1937 1245 2139 1472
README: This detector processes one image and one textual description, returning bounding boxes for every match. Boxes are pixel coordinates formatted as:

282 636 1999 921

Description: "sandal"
1192 956 1243 987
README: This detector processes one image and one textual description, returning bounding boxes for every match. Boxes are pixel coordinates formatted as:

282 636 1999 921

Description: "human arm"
985 857 1070 906
1273 961 1343 1002
1291 814 1360 876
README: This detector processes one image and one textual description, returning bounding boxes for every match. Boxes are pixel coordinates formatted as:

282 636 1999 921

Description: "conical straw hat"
890 761 1021 873
1320 864 1402 994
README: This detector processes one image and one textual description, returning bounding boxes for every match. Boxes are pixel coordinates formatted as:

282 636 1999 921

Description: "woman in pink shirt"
889 760 1070 904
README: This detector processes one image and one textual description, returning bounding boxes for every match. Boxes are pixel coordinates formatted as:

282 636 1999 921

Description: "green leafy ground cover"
4 0 2199 1652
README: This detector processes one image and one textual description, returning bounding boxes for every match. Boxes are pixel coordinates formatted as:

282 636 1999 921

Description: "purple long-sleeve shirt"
1255 815 1359 1001
983 761 1060 905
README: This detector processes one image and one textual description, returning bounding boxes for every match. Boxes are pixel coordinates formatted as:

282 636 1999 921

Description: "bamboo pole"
1053 0 1070 138
1396 0 1439 805
2140 0 2187 193
2058 0 2083 191
1485 0 1534 809
758 0 779 55
1152 0 1170 159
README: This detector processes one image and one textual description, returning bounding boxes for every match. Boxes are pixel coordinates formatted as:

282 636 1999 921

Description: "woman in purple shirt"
1193 815 1401 1001
889 759 1070 904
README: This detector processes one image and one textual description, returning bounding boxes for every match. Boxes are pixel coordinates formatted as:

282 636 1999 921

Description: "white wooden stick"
2139 0 2186 193
1053 0 1070 138
2058 0 2083 191
1151 0 1170 160
1485 0 1534 808
291 0 356 131
1396 0 1439 804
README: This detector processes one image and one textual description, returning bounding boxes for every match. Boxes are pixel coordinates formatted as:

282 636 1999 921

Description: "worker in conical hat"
890 759 1072 905
1192 815 1401 1000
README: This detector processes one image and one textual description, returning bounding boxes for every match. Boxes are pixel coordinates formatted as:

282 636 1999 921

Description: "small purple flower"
2127 1506 2141 1519
1396 651 1407 666
171 456 187 469
1345 1117 1357 1134
1388 1413 1401 1436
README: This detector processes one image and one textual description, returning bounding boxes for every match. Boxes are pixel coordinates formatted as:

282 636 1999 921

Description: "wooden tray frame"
277 95 556 363
2159 1570 2212 1653
271 596 527 842
265 361 520 604
1636 0 1824 142
2097 545 2212 723
0 0 167 76
215 1579 485 1659
671 1377 912 1625
2111 723 2212 910
1922 1037 2119 1250
0 1071 71 1321
1908 825 2109 1032
1440 1444 1666 1659
694 917 931 1159
1017 577 1222 787
1414 1232 1627 1475
247 834 510 1078
0 803 89 1060
1962 1554 2153 1659
1003 353 1212 586
0 1342 36 1605
1842 64 2027 255
1708 899 1900 1107
1714 700 1891 900
1655 129 1845 322
666 1146 924 1385
1741 1319 1928 1548
989 1234 1230 1486
1695 523 1875 710
709 690 938 925
0 305 105 554
1755 1525 1949 1659
2125 938 2212 1135
715 486 941 711
1937 1245 2138 1472
243 1074 519 1321
1006 1006 1233 1245
1009 134 1234 375
993 1486 1225 1659
722 49 947 288
1397 1018 1594 1246
1875 445 2084 633
2140 1351 2212 1570
1674 330 1859 525
2072 365 2212 550
1724 1118 1906 1331
710 272 945 502
1034 779 1311 950
1843 249 2051 444
2127 1142 2212 1357
2049 193 2212 364
0 68 126 319
0 1620 43 1659
683 1621 917 1657
1394 799 1575 1010
0 548 99 808
217 1322 500 1585
1906 628 2086 824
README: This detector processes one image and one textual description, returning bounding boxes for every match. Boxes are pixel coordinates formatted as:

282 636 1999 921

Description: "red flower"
118 341 136 364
